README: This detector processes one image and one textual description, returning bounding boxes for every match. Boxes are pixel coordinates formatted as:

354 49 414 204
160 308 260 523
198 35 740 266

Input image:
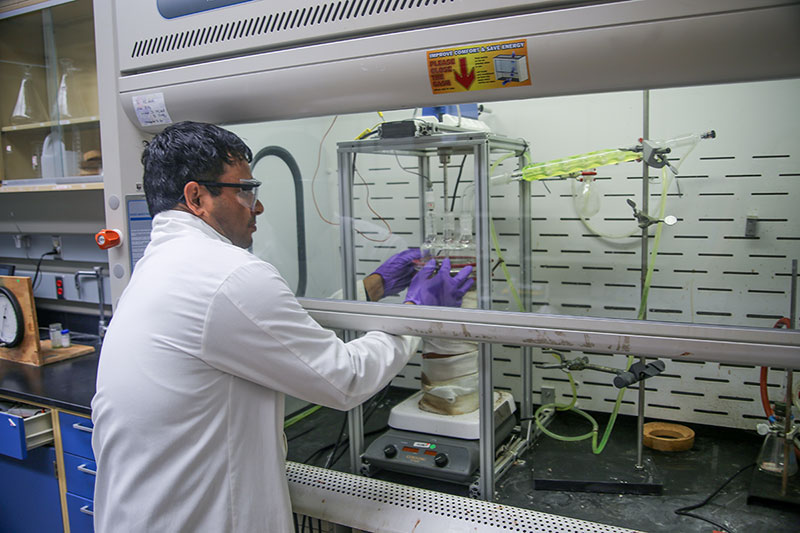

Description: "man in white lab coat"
91 121 473 533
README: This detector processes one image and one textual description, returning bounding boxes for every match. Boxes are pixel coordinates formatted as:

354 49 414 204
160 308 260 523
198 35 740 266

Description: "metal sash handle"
77 463 97 476
79 505 94 516
72 422 94 433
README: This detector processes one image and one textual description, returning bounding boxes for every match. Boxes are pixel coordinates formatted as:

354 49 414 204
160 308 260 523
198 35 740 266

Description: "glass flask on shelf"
53 58 86 120
10 65 47 124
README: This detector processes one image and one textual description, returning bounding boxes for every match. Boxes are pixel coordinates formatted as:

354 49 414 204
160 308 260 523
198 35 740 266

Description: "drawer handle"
77 464 97 476
72 422 94 433
79 505 94 517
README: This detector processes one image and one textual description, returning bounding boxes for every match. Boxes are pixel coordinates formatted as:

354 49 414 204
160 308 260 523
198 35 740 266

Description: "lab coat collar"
151 210 233 246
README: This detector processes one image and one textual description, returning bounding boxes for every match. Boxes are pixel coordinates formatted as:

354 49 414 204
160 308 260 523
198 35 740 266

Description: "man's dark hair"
142 121 253 216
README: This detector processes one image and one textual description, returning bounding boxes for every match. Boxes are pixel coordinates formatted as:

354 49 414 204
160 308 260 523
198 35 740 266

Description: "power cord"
674 463 755 533
303 385 392 467
31 248 59 289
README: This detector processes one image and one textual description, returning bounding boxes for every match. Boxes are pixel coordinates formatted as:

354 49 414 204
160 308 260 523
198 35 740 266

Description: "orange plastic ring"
643 422 695 452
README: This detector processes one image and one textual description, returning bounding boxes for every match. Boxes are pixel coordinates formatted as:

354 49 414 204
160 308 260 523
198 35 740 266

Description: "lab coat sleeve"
200 260 420 410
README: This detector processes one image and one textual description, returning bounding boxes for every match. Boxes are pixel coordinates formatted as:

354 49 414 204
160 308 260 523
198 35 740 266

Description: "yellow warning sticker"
427 39 531 94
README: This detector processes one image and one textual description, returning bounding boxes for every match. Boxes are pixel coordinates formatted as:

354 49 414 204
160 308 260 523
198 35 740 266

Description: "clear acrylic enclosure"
228 78 799 329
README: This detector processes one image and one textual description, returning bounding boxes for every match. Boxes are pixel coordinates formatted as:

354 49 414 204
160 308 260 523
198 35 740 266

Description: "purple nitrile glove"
404 259 440 306
439 258 474 308
404 258 475 307
372 248 420 296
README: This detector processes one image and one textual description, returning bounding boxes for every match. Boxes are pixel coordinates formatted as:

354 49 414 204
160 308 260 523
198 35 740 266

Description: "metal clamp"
535 352 666 389
626 199 677 229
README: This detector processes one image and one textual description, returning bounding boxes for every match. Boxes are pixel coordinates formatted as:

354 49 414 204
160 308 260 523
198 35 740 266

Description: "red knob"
95 229 122 250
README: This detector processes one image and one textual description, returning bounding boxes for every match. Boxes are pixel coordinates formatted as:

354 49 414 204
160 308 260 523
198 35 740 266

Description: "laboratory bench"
3 350 799 533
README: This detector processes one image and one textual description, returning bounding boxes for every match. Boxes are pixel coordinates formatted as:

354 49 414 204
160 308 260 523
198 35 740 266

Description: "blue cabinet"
66 493 95 533
0 446 65 533
60 412 96 532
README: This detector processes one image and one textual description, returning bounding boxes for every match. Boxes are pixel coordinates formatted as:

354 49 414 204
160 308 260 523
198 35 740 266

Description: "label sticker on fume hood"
132 93 173 127
427 39 531 94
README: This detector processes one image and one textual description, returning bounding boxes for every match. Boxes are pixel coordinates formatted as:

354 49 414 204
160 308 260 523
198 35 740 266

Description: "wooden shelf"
1 116 99 133
0 177 103 193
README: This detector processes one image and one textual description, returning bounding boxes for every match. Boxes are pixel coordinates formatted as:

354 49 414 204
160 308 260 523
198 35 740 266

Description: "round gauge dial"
0 286 24 348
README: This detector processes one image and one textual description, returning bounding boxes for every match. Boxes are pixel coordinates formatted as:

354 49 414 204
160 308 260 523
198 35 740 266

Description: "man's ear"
182 181 207 216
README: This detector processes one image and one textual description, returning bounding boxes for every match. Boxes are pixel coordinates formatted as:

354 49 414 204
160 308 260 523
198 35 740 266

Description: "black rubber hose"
251 146 307 297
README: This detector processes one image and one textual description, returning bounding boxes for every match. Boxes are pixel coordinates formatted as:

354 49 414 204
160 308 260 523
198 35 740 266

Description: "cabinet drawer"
66 492 94 533
63 452 96 499
59 412 94 460
0 405 53 460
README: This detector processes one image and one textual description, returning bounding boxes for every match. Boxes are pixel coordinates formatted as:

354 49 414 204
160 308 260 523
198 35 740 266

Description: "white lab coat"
91 210 419 533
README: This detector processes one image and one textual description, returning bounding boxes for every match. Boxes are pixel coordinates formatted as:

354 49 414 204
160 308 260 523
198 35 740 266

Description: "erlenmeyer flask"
757 430 798 476
10 66 47 124
54 58 86 120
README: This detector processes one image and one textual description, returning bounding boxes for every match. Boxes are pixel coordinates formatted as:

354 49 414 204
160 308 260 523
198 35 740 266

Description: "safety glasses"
194 179 262 210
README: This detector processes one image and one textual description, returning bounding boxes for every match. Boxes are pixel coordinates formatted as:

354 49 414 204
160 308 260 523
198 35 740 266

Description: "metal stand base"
747 469 800 508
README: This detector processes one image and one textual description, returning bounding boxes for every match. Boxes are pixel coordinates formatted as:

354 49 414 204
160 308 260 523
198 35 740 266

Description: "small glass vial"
60 329 71 348
49 323 62 348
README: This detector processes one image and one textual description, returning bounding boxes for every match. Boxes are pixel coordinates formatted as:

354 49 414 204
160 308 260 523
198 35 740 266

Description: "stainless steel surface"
287 461 640 533
783 368 794 495
74 266 107 338
494 434 531 486
637 89 650 470
336 131 529 496
347 403 363 476
783 258 797 495
297 298 800 367
338 148 366 473
417 155 428 246
791 259 797 331
520 166 533 424
475 139 495 501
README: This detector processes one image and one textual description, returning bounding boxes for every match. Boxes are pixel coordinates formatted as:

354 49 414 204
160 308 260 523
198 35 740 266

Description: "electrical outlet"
13 234 31 249
540 386 556 406
51 235 62 257
55 276 65 299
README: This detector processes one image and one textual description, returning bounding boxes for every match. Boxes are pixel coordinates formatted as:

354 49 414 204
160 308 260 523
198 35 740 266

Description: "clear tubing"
637 168 668 320
489 154 524 312
534 168 670 454
571 170 674 240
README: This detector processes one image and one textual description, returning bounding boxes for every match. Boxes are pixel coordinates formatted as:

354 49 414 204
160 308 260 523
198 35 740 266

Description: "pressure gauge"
0 286 24 348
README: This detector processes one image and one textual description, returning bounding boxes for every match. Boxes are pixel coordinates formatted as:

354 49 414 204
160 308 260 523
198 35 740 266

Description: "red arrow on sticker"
454 57 475 90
